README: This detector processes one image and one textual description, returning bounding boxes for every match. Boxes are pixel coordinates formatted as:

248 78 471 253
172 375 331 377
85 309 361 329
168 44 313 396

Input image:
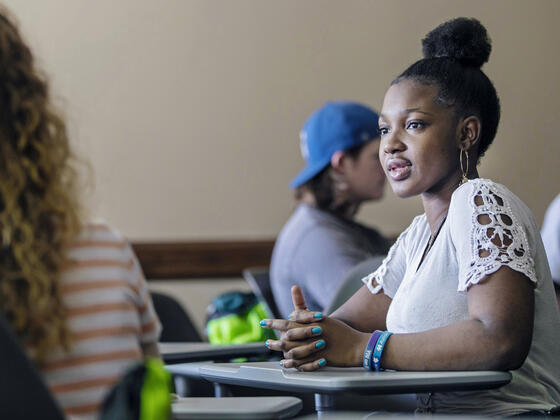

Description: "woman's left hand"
260 290 370 371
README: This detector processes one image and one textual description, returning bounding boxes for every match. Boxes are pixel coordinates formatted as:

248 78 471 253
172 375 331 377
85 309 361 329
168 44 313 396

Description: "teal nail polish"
312 327 322 334
259 320 267 327
313 312 323 319
279 361 283 367
318 359 326 367
315 340 326 349
265 341 269 348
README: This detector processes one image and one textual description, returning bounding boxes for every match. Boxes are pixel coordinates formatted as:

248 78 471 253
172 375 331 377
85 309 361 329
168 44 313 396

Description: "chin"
388 182 418 199
369 191 385 201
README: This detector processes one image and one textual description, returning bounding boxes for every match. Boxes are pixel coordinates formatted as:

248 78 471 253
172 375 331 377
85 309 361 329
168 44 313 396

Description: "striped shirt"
40 222 161 419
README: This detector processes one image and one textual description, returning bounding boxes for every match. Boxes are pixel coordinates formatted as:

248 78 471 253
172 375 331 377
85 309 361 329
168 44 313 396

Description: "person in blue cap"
270 101 390 318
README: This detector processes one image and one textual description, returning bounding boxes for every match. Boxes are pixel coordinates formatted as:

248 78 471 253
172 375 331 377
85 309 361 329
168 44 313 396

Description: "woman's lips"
386 158 412 181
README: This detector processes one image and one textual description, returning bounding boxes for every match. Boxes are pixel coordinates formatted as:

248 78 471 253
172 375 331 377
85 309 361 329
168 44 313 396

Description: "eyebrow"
379 108 434 119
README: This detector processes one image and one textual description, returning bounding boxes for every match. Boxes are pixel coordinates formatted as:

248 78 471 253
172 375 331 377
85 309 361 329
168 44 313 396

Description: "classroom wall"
4 0 559 333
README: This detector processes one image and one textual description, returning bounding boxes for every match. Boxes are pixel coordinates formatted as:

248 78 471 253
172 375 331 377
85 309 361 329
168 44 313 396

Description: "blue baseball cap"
290 101 380 189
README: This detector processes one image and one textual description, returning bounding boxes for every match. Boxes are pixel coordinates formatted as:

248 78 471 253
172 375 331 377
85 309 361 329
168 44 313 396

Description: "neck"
299 190 359 219
299 190 316 207
421 168 479 234
330 201 360 219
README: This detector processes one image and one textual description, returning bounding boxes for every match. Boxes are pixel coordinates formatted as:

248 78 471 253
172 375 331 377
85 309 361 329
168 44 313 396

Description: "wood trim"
131 240 275 280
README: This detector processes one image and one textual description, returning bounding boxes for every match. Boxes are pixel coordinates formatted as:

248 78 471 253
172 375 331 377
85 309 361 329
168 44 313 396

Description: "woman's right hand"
287 285 325 323
260 285 326 361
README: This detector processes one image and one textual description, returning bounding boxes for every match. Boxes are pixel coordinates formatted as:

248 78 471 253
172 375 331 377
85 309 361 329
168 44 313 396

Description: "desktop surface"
160 342 270 364
199 361 512 394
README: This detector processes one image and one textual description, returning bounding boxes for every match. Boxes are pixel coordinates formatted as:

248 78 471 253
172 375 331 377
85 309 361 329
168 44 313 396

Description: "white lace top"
363 179 560 416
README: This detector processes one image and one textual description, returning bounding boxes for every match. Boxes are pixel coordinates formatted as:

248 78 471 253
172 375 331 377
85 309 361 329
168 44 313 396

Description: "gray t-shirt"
270 204 389 318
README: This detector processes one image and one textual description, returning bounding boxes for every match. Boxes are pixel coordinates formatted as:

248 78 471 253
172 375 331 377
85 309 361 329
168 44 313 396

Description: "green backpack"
206 291 276 344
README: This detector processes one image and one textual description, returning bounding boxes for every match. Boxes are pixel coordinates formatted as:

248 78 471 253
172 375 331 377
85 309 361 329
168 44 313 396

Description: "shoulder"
386 214 427 254
399 214 427 242
450 178 528 215
286 205 358 243
543 193 560 223
65 220 133 264
273 205 334 266
74 219 128 244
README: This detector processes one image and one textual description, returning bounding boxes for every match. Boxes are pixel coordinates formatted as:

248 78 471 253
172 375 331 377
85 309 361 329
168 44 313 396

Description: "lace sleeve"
362 251 393 295
362 216 423 297
452 180 537 292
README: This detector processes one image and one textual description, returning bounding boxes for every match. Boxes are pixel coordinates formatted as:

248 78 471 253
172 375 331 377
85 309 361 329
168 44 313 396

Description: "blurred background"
4 0 559 332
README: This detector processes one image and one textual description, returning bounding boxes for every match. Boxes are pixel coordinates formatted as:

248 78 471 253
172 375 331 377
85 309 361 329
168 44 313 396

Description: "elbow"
475 310 534 371
493 345 528 371
487 332 532 371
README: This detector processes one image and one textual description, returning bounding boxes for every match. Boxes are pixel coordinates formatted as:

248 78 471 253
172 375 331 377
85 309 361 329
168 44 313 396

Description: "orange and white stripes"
41 222 161 419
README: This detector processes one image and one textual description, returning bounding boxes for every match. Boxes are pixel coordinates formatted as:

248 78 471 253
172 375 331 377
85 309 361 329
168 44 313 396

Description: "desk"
172 396 302 419
159 342 270 364
166 362 211 379
199 362 512 415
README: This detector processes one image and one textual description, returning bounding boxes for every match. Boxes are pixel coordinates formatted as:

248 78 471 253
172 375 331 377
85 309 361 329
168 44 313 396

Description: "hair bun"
422 17 491 68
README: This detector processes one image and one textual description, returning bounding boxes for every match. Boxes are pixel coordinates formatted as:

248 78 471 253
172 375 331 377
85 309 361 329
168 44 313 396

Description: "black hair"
295 141 368 211
393 17 500 160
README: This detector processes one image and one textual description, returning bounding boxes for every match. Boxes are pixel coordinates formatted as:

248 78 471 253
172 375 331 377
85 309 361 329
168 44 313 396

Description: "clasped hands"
260 285 365 371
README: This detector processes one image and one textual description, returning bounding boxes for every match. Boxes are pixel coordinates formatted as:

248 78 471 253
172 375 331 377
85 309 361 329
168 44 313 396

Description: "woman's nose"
382 132 406 155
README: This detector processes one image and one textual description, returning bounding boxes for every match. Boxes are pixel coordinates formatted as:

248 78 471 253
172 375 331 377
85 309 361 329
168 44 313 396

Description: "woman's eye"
406 121 425 130
378 127 389 136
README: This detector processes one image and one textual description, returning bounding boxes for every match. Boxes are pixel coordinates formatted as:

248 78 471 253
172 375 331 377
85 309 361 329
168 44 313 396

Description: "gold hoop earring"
459 149 469 185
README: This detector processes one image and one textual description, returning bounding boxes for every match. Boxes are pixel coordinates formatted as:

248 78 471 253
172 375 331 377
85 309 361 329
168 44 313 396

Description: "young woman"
270 101 390 318
0 9 160 418
262 18 560 416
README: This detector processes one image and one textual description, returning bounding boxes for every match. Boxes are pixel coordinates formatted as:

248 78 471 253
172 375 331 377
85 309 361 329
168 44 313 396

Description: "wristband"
372 331 393 371
363 330 383 370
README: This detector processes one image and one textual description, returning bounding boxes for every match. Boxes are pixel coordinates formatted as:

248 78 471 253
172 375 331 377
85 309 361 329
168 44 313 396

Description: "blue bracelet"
363 330 383 370
372 331 393 371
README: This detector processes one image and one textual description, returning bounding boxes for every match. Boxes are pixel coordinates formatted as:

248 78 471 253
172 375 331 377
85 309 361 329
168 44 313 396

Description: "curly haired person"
0 9 160 419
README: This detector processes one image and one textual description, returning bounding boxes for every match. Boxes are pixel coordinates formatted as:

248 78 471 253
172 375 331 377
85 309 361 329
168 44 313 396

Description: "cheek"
416 139 456 169
364 158 384 177
373 160 385 177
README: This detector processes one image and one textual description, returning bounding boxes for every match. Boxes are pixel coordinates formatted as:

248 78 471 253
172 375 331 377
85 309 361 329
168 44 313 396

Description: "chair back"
0 313 65 419
151 292 202 342
242 267 281 319
324 255 386 315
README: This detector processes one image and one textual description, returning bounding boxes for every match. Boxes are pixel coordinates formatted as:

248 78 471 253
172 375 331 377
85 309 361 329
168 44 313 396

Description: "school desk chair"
243 267 282 319
0 312 65 419
151 291 202 343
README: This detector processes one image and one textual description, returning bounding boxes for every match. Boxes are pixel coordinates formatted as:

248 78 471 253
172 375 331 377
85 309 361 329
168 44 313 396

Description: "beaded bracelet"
372 331 393 371
363 330 383 370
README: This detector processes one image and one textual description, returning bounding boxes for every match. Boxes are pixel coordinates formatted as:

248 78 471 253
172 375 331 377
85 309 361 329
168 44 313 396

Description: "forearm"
382 319 527 371
345 330 374 367
330 286 390 332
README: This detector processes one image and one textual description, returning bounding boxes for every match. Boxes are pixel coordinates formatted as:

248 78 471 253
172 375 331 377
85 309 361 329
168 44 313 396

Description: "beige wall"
4 0 559 332
5 0 560 239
